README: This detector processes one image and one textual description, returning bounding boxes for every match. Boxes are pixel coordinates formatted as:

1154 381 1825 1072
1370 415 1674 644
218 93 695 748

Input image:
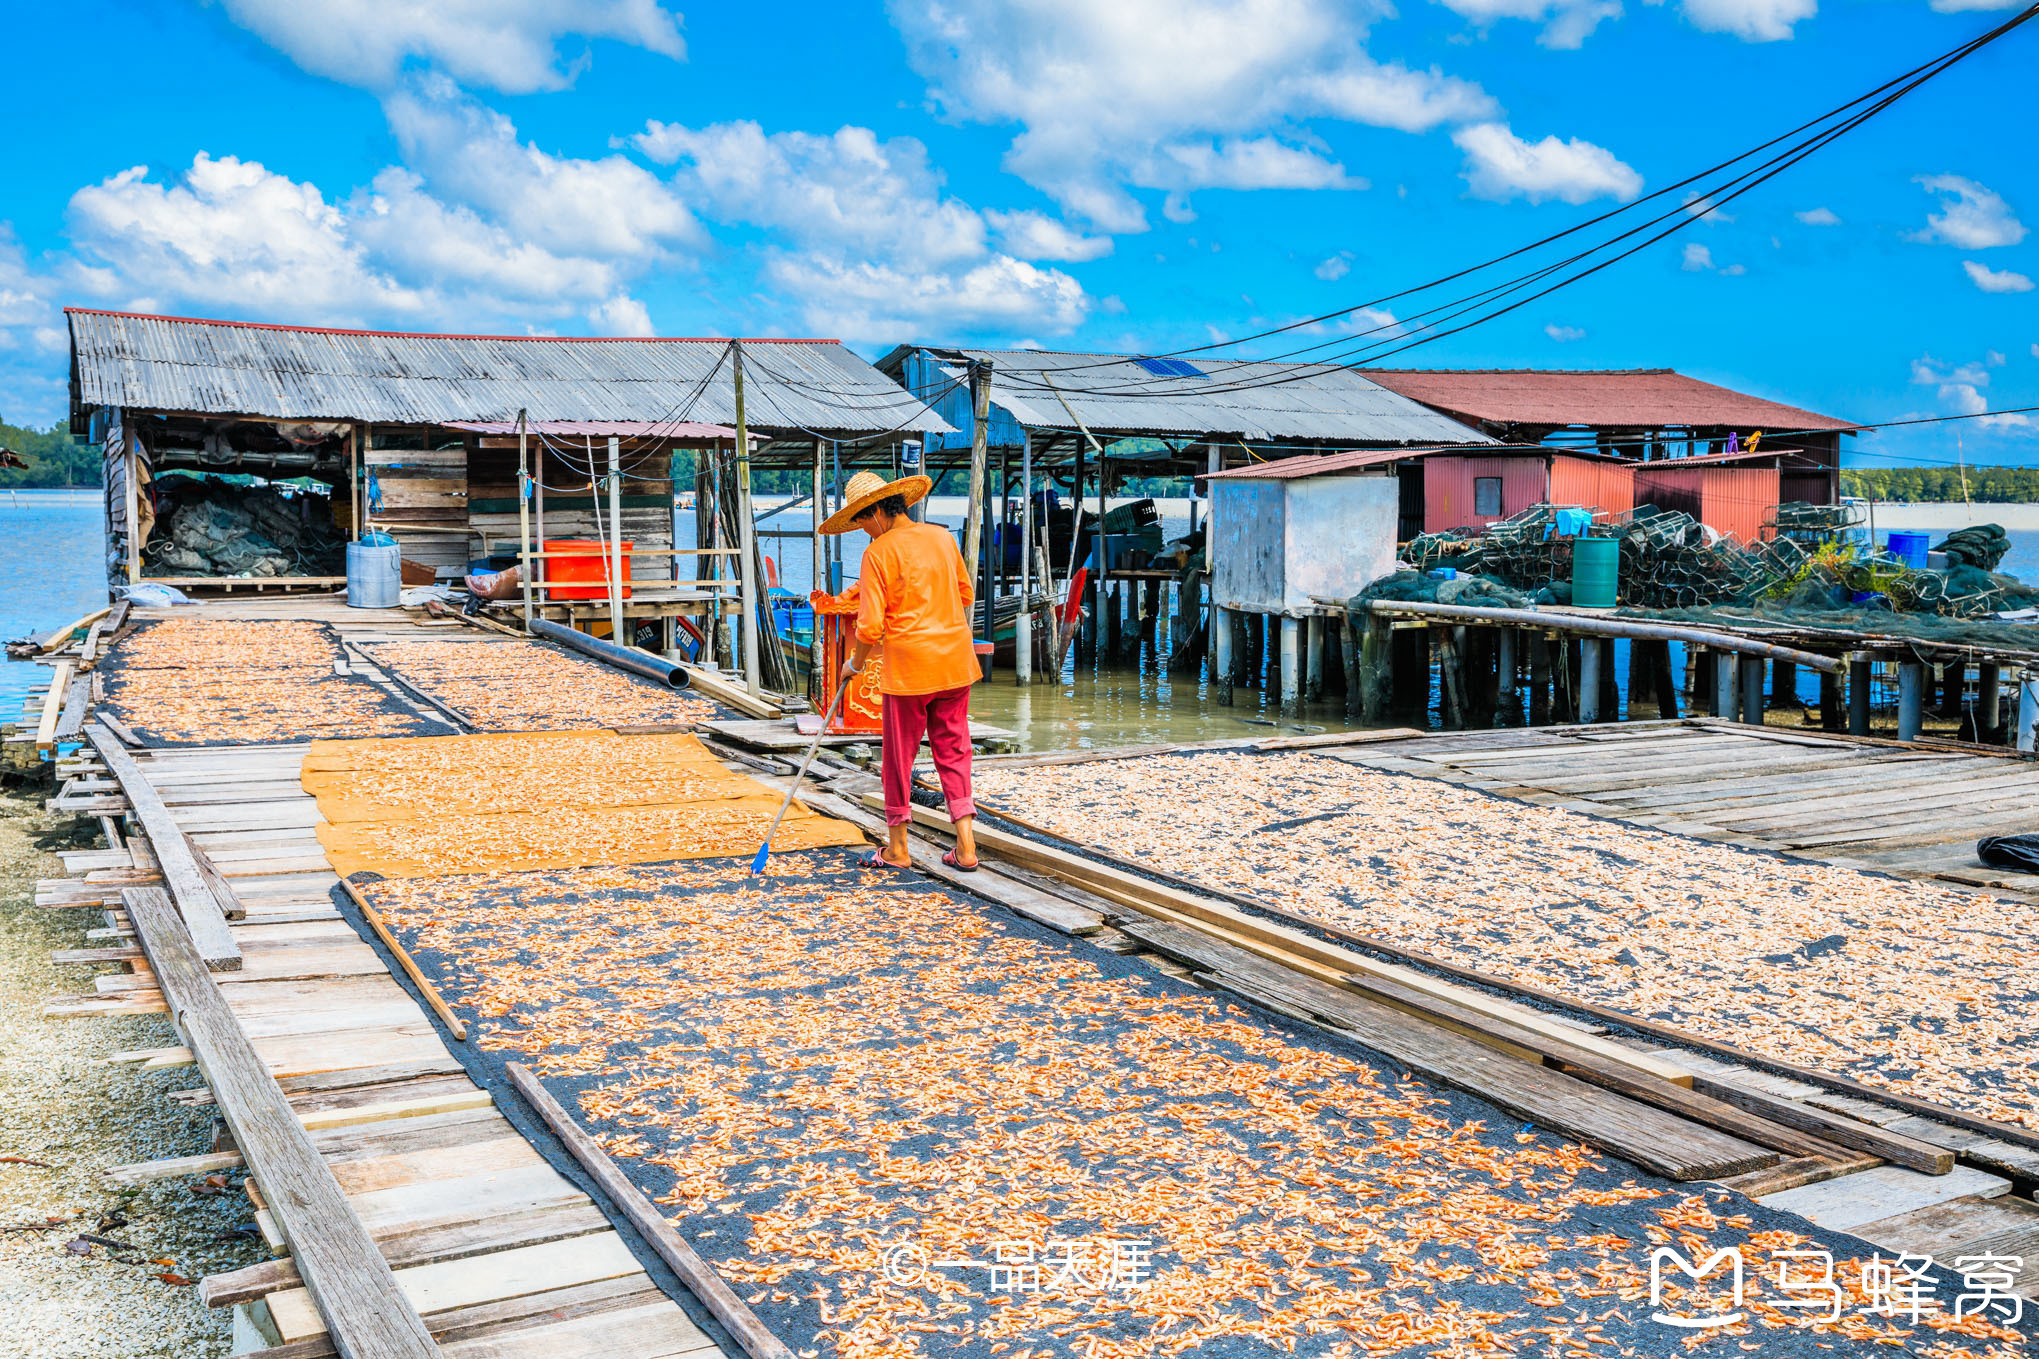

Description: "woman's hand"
838 657 862 686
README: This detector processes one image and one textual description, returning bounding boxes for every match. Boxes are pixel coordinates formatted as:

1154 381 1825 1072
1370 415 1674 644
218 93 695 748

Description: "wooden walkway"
1327 718 2039 900
39 598 737 1357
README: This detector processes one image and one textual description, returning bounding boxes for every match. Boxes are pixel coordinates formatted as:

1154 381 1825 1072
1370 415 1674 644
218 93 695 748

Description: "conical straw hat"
819 470 934 535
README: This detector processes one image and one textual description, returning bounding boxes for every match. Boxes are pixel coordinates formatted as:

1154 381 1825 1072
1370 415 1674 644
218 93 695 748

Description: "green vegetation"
1842 466 2039 503
0 419 97 489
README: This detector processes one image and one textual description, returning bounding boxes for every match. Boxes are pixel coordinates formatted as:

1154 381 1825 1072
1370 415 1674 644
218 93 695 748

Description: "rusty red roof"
1364 369 1856 433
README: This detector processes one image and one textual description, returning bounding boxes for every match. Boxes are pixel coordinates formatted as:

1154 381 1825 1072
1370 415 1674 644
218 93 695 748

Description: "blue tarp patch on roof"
1134 357 1206 379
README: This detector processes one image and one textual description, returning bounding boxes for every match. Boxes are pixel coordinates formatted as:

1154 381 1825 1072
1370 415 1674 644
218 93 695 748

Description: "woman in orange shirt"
822 470 982 872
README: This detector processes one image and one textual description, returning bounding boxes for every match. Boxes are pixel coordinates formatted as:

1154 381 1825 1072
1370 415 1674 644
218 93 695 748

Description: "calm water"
3 486 2033 748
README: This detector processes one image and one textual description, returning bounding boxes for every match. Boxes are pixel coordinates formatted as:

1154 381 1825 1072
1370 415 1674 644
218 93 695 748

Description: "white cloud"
983 210 1113 262
1930 0 2024 11
764 254 1088 340
68 154 427 318
1912 353 2031 429
1452 123 1642 204
1315 252 1353 281
1965 260 2035 294
1912 175 2027 249
62 147 669 341
631 117 1091 339
389 82 698 260
1544 323 1587 342
1682 242 1714 271
211 0 684 93
1682 191 1734 224
1679 0 1815 41
888 0 1496 229
1795 206 1841 226
1431 0 1624 49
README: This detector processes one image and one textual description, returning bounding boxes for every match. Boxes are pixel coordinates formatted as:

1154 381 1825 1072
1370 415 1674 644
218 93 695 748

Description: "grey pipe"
529 618 690 689
1362 600 1842 674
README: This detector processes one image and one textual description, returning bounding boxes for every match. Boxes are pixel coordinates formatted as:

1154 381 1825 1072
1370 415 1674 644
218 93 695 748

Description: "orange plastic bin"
542 539 632 601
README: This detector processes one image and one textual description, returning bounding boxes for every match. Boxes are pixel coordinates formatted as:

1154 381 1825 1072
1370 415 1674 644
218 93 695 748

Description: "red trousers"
881 685 975 827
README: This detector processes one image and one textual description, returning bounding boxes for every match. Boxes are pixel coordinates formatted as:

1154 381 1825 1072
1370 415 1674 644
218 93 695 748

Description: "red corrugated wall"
1548 455 1635 519
1423 455 1551 531
1633 465 1780 543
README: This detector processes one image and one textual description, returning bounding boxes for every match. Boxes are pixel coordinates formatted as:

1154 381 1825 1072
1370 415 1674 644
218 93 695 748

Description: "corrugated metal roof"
67 309 950 436
897 347 1496 445
1365 368 1856 433
444 420 739 440
1199 442 1624 482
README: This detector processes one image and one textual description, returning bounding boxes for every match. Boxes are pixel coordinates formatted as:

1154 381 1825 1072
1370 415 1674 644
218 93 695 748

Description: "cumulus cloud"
62 137 672 340
211 0 684 93
888 0 1495 230
1682 242 1714 271
1912 353 2031 429
1431 0 1625 50
1544 323 1587 342
389 82 698 260
1452 123 1642 204
1795 206 1841 226
1912 175 2027 249
1315 252 1354 281
1679 0 1815 40
631 117 1092 339
1965 260 2035 294
1930 0 2025 11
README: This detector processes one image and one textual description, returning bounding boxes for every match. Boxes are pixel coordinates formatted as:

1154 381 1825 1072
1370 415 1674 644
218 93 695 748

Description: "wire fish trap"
1767 500 1865 546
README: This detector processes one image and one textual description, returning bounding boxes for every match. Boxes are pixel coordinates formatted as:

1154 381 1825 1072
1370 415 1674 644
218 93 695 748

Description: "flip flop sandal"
941 849 981 872
861 851 911 872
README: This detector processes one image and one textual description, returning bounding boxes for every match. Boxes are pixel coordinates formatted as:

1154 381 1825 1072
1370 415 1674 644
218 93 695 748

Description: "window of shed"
1473 476 1503 517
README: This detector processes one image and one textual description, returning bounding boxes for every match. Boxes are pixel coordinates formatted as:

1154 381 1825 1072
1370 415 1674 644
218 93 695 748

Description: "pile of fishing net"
1933 524 2012 571
143 479 346 578
1352 569 1534 611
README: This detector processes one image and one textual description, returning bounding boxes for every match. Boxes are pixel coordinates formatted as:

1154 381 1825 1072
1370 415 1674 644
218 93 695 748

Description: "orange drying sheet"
303 729 863 879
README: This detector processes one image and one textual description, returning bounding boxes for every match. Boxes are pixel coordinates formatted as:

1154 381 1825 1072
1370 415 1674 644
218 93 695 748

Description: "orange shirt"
854 521 979 696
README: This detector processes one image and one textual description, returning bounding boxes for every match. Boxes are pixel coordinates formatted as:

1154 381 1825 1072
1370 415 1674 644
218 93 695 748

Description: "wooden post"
1016 431 1033 684
1304 615 1325 702
1695 651 1716 714
1650 642 1680 720
516 410 533 625
1848 656 1871 734
2018 674 2038 753
964 361 994 678
1213 601 1234 704
1341 614 1361 722
810 440 826 695
605 435 626 644
1279 616 1302 716
120 409 140 585
1578 637 1603 724
1897 660 1925 741
348 423 361 543
1527 633 1551 725
1738 653 1765 725
733 345 760 694
1979 661 2003 737
1715 651 1739 719
1819 667 1843 731
1770 659 1797 714
1597 639 1619 722
1141 577 1160 664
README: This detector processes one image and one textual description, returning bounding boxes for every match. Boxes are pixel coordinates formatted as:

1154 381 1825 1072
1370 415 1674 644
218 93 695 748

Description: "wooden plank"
507 1061 800 1359
1851 1194 2039 1295
264 1235 642 1342
90 725 241 971
120 887 439 1359
1689 1077 1956 1174
52 670 94 742
36 660 74 754
1758 1164 2010 1233
1117 916 1772 1181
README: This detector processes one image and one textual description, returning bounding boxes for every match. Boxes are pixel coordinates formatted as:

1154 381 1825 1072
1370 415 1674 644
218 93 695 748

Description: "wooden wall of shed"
366 427 468 573
465 442 676 582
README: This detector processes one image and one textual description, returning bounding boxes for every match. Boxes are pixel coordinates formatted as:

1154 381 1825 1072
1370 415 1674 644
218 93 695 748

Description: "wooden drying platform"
1323 717 2039 899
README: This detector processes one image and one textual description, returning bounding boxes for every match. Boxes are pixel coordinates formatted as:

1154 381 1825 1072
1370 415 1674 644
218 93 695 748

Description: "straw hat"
820 469 934 535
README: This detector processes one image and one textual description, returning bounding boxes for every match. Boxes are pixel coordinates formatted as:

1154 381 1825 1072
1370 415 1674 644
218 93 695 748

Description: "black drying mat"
337 850 2025 1359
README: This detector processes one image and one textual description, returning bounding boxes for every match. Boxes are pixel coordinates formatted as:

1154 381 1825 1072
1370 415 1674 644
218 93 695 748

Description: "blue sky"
0 0 2031 465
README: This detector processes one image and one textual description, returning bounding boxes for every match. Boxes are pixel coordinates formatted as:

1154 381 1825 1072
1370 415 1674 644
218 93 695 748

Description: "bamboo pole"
1016 430 1033 684
605 435 626 643
733 344 761 695
516 409 533 625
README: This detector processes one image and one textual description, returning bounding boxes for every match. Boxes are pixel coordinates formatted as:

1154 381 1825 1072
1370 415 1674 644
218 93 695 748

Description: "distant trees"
1843 466 2039 504
0 419 98 488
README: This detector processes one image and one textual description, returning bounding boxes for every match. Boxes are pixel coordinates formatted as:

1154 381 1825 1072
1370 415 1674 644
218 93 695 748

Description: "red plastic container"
542 539 632 601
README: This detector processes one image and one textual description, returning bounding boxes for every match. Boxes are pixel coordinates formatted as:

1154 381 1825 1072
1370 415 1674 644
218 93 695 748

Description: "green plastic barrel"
1571 536 1619 608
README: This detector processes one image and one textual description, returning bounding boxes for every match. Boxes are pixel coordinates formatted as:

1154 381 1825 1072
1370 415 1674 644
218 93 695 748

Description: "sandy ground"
0 784 265 1358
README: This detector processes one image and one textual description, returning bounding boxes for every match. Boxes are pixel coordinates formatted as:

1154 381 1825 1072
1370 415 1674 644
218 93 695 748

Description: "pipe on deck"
530 618 692 689
1362 601 1842 674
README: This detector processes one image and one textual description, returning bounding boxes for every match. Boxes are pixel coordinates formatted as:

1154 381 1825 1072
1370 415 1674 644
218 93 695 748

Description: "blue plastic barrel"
346 539 401 608
1571 536 1620 608
1887 531 1930 569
